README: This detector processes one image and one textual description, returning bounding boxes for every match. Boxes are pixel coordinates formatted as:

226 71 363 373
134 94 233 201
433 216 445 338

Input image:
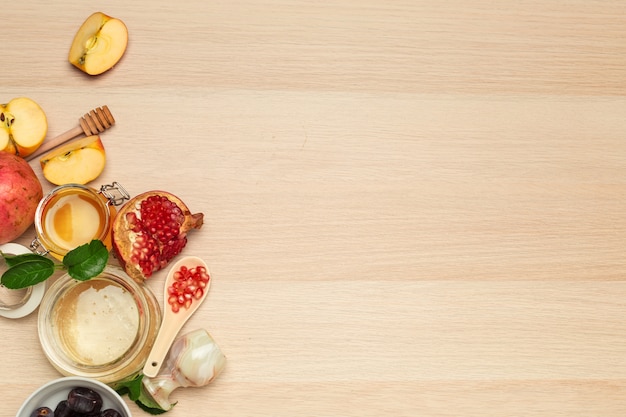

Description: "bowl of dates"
15 376 131 417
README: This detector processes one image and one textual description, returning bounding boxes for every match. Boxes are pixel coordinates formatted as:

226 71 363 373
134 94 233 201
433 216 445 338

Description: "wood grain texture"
2 1 626 416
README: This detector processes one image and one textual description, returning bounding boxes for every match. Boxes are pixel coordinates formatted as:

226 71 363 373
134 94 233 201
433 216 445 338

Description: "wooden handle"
143 256 211 377
26 105 115 161
142 316 182 377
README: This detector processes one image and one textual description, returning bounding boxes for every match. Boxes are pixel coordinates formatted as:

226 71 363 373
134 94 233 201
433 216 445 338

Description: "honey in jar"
38 265 162 384
43 191 107 251
32 183 129 259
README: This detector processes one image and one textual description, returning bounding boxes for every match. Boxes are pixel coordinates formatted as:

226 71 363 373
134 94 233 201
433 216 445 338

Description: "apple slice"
69 12 128 75
0 97 47 158
40 135 106 185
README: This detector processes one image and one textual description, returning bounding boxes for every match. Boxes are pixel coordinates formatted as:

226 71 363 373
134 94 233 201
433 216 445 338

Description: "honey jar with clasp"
31 182 129 260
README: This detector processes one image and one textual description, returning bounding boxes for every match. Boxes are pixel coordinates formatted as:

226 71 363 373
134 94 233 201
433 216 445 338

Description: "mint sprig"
0 240 109 289
62 239 109 281
1 256 55 289
115 373 172 414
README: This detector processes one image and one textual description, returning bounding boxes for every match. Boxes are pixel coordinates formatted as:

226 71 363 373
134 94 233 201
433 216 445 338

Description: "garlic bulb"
142 328 226 410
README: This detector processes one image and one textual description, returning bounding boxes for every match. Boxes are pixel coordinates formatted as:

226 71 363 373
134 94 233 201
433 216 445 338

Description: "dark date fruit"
29 407 53 417
99 410 123 417
31 386 124 417
67 387 103 414
53 400 73 417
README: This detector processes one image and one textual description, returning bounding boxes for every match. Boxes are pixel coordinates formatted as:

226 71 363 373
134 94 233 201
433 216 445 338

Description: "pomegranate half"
111 190 203 282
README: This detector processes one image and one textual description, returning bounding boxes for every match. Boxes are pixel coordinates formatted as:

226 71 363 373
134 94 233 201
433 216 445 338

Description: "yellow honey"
53 278 139 366
38 265 162 384
33 184 122 260
43 192 106 251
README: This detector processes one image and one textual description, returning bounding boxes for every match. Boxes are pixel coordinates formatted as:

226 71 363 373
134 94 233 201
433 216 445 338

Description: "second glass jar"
38 265 162 385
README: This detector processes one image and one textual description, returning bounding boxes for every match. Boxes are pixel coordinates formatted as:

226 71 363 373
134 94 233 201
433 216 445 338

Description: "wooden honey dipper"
26 105 115 161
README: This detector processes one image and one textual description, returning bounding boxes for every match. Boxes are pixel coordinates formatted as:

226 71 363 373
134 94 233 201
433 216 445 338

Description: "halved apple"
40 135 106 185
0 97 47 158
69 12 128 75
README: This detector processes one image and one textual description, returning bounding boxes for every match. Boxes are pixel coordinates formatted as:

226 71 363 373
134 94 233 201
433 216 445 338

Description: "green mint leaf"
115 374 171 414
0 239 109 289
1 258 55 289
63 240 109 281
114 374 143 400
135 398 171 415
1 252 49 268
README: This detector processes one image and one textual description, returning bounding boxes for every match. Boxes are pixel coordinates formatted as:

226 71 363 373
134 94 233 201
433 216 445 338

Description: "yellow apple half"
0 97 48 158
40 135 106 185
69 12 128 75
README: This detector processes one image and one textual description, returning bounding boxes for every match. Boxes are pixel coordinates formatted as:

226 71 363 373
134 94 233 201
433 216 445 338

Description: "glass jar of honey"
38 265 162 385
31 182 129 260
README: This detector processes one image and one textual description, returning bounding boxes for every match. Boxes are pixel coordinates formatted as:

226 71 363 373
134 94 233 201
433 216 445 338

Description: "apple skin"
40 135 106 185
0 97 47 158
69 12 129 75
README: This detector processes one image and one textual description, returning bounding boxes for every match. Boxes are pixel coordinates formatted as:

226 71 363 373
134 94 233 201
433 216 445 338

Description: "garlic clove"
141 329 226 410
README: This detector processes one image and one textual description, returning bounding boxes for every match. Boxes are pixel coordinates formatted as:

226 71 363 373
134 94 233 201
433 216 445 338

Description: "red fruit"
0 152 43 244
167 265 210 313
111 191 203 282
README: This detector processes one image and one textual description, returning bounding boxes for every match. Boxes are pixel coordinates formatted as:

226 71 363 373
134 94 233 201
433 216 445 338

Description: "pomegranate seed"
166 265 210 313
112 191 204 281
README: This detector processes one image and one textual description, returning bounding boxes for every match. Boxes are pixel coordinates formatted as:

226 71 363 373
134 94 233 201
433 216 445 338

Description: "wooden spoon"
143 256 212 377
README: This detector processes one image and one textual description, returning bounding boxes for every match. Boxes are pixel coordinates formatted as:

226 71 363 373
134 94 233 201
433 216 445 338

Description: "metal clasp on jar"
100 182 130 206
30 237 49 256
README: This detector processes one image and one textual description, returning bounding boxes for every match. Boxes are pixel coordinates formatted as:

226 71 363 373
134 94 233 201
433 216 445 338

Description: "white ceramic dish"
15 376 131 417
0 243 46 319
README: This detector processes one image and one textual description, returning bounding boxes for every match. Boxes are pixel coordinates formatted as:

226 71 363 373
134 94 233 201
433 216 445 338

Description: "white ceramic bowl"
0 243 46 319
15 376 131 417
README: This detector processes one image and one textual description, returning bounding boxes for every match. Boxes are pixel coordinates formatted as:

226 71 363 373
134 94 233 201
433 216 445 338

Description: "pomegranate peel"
111 190 203 282
0 152 43 244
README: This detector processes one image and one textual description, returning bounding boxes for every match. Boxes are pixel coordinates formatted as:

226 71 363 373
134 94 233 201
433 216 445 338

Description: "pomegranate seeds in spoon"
111 191 203 282
167 264 210 313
